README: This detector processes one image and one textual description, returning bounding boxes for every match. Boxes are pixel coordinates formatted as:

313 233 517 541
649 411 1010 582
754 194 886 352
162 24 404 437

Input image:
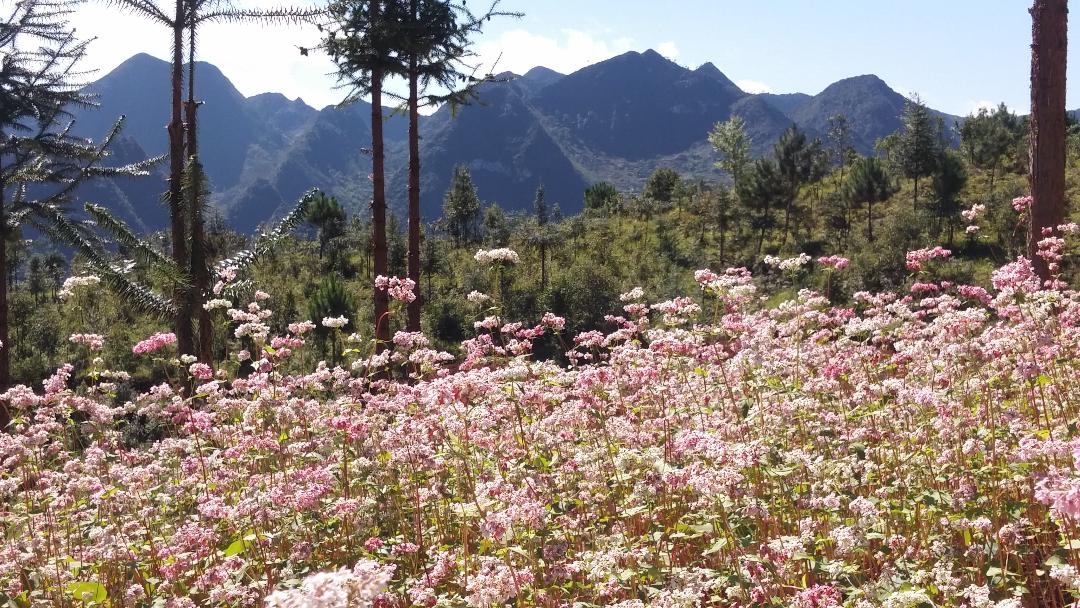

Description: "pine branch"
84 203 188 285
215 188 318 276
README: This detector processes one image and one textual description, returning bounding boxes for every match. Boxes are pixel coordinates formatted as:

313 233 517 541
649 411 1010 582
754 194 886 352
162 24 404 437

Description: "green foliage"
442 165 481 245
307 193 347 259
545 259 620 336
708 116 751 186
584 181 619 211
897 95 945 205
845 156 897 242
738 158 785 256
643 167 682 204
960 103 1023 189
931 150 969 242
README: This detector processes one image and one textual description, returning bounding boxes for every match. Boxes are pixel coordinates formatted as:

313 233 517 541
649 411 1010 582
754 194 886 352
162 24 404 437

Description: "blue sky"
65 0 1074 114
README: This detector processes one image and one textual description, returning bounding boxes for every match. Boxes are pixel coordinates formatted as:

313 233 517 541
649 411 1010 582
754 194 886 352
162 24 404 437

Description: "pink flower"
132 332 178 355
905 246 952 271
817 255 850 270
1012 195 1032 213
69 333 105 351
375 275 417 303
188 363 213 380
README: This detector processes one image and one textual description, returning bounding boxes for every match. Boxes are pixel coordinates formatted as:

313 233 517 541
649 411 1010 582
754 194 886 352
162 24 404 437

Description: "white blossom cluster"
58 275 101 299
474 248 520 265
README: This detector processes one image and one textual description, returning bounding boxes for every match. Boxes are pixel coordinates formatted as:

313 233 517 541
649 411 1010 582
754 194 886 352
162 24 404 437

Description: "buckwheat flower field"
3 251 1080 608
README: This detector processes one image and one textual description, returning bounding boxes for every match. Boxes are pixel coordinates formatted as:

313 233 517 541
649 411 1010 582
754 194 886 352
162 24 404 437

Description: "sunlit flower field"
3 236 1080 608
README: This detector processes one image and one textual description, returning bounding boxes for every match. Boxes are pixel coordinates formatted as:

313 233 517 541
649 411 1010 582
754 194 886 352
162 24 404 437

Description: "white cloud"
472 28 635 77
967 100 998 114
735 79 773 94
656 41 680 60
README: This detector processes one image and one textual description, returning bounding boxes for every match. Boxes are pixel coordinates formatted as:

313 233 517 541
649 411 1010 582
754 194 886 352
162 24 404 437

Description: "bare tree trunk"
169 0 193 356
868 199 874 242
185 25 213 364
1028 0 1068 282
371 1 389 354
406 19 422 333
0 175 10 429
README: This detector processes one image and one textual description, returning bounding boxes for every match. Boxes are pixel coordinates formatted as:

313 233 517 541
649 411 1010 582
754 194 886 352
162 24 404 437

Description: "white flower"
474 248 519 265
204 298 232 311
58 275 101 299
467 291 491 304
322 316 349 329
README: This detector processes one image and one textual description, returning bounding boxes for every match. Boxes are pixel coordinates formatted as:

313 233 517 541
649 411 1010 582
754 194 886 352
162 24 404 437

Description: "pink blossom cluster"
1012 195 1033 213
375 275 417 303
69 333 104 351
131 332 177 355
905 246 952 271
817 255 850 270
3 253 1080 607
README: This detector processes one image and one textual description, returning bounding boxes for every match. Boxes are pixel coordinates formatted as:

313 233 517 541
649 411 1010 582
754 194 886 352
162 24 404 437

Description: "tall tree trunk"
406 27 422 333
168 0 193 357
867 199 874 242
185 26 213 364
371 1 389 354
0 175 10 429
1028 0 1068 282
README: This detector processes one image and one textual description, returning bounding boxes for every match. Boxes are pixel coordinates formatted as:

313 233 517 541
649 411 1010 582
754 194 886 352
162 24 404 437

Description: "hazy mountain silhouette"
70 50 963 232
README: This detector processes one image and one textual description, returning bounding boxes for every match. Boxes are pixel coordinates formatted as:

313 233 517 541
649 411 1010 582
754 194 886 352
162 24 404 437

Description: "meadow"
3 229 1080 607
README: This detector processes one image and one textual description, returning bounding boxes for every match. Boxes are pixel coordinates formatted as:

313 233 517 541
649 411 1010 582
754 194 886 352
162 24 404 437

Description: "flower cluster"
1012 195 1032 213
68 333 104 351
375 275 417 303
3 253 1080 608
905 245 952 271
817 255 850 270
131 331 177 355
322 316 349 329
764 253 812 272
474 248 520 265
58 275 101 300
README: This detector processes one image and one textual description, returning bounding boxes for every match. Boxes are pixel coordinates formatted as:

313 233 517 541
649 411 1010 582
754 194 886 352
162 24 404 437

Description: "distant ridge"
71 50 963 232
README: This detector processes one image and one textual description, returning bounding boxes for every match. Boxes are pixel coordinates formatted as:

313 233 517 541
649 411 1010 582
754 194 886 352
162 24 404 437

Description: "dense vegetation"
7 99 1079 386
4 0 1080 607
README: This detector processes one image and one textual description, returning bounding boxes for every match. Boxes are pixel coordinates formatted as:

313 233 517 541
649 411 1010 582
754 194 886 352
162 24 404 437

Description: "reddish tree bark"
1028 0 1068 282
185 28 213 365
0 174 10 430
371 1 390 354
406 20 422 333
169 0 193 356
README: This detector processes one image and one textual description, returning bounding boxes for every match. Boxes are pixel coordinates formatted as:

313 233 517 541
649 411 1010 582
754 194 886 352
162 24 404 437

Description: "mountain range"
70 49 964 233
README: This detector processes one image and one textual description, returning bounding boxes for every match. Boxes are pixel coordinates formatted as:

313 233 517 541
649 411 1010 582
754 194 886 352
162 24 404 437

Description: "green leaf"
223 539 248 557
67 582 107 604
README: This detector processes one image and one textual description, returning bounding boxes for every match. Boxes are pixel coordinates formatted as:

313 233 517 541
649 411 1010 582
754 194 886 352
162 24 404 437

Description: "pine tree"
827 114 852 186
959 103 1022 195
307 193 347 259
897 95 943 209
384 0 517 332
737 158 786 258
0 0 156 421
322 0 400 354
773 125 822 245
844 156 896 242
105 0 312 361
442 165 481 246
584 182 619 212
531 183 553 287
